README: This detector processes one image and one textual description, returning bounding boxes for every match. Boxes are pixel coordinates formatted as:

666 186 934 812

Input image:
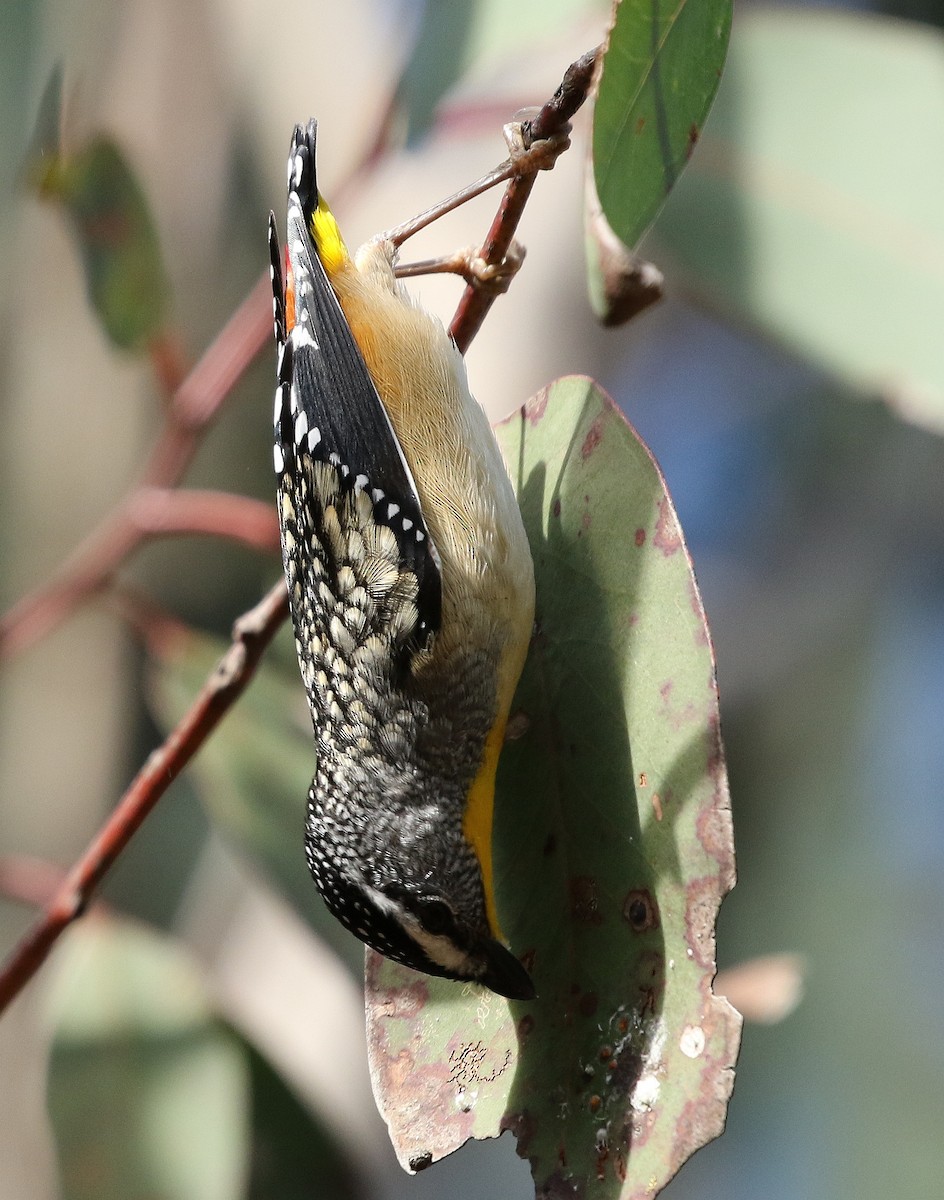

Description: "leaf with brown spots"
366 378 740 1197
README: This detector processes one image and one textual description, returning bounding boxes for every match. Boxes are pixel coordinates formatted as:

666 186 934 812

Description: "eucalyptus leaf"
366 377 740 1198
46 919 248 1200
593 0 732 250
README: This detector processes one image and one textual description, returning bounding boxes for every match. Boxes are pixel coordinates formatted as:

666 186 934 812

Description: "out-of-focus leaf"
25 81 171 352
650 10 944 429
366 377 740 1198
24 63 62 181
398 0 606 140
245 1041 363 1200
714 953 805 1026
147 628 361 971
46 918 248 1200
593 0 732 250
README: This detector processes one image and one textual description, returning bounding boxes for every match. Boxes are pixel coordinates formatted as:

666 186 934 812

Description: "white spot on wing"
291 325 318 351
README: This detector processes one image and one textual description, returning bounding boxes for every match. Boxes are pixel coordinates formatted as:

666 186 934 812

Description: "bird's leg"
394 240 526 294
382 113 570 253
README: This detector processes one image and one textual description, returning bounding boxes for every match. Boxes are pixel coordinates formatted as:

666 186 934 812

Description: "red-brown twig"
450 46 599 353
0 581 288 1014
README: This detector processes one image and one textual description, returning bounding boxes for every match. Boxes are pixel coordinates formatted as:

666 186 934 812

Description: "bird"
268 120 536 1000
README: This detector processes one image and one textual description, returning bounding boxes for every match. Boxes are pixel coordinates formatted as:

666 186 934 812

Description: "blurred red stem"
129 488 280 552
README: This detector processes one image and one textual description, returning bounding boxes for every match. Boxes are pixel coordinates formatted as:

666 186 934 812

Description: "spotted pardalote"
268 120 535 1000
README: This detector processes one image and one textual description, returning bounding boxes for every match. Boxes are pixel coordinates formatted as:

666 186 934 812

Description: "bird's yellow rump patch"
310 195 348 276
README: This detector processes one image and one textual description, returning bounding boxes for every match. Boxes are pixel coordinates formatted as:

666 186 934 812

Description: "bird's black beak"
479 938 536 1001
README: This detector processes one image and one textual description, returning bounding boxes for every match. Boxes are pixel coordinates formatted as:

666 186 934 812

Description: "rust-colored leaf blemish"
569 875 604 925
581 415 605 459
653 496 682 556
660 678 699 732
552 497 562 518
599 1043 613 1062
685 876 720 970
589 1094 602 1113
365 953 430 1019
634 527 646 547
518 1013 535 1040
524 387 549 426
687 122 700 159
615 1149 627 1181
673 1043 736 1167
635 116 646 134
697 797 735 884
623 888 660 933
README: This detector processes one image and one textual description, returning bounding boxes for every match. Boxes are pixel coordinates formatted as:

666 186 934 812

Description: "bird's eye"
416 899 453 935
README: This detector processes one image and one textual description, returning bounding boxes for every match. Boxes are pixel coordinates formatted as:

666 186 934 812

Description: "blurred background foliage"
1 1 942 1198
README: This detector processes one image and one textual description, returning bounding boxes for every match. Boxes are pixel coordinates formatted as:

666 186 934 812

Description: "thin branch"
450 46 600 353
0 581 289 1014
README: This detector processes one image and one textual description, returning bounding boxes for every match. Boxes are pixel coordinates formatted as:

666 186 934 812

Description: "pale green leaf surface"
650 9 944 426
366 378 740 1198
593 0 732 251
46 919 248 1200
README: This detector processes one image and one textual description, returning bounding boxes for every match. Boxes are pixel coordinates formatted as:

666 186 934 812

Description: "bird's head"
305 794 535 1001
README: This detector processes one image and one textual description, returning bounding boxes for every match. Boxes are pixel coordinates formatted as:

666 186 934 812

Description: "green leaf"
46 919 248 1200
23 64 63 184
244 1042 363 1200
593 0 732 250
366 378 740 1197
649 10 944 426
28 120 171 350
147 627 362 971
